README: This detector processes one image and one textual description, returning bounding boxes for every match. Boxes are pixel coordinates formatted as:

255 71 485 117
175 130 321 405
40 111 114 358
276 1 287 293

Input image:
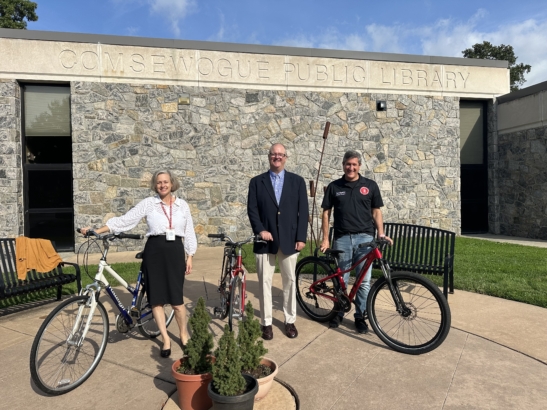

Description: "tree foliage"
212 324 246 396
237 301 267 373
0 0 38 29
462 41 531 92
183 297 214 374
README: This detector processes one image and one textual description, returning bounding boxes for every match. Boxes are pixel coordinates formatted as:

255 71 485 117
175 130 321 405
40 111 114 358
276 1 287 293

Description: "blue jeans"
333 233 374 320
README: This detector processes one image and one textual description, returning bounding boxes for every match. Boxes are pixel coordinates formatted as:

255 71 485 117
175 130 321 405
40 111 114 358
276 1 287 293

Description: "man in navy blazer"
247 143 309 340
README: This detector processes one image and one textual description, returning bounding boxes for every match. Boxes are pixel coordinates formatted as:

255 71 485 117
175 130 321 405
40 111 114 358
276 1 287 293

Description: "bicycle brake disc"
115 314 130 333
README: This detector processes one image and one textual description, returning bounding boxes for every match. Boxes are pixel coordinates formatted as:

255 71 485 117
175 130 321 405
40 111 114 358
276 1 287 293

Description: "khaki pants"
255 250 299 326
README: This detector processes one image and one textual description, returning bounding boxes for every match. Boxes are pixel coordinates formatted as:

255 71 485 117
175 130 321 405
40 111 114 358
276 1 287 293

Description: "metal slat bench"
0 238 82 302
374 223 455 299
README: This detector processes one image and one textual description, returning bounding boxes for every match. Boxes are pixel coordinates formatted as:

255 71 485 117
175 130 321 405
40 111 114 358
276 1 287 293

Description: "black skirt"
142 235 186 306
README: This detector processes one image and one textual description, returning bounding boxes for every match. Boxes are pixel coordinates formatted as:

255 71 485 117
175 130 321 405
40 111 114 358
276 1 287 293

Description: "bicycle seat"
325 249 344 256
135 252 143 259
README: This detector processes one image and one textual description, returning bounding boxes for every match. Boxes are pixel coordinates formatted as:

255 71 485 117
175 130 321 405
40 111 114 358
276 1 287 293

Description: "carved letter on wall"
459 72 470 88
151 55 165 73
59 50 77 69
446 71 456 88
130 54 145 73
381 68 392 85
197 57 213 76
171 54 191 74
316 65 328 81
431 70 442 87
297 63 310 81
416 70 427 87
105 52 124 72
333 65 346 83
257 61 269 79
284 62 295 80
237 60 251 78
401 69 413 85
353 66 366 83
81 51 99 70
217 58 232 77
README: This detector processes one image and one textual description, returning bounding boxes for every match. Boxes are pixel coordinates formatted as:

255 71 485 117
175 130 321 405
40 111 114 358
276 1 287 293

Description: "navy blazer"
247 171 309 255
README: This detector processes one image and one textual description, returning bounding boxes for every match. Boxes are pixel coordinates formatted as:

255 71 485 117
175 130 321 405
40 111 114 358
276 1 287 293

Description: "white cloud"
274 9 547 87
148 0 196 37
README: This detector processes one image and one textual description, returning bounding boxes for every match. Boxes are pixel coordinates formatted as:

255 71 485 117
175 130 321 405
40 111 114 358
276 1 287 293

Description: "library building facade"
1 28 545 250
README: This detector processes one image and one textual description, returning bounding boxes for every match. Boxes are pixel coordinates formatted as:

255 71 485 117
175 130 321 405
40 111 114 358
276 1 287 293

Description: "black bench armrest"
60 261 82 293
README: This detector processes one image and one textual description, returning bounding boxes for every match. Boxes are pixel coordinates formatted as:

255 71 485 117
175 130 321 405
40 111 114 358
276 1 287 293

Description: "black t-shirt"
321 175 384 236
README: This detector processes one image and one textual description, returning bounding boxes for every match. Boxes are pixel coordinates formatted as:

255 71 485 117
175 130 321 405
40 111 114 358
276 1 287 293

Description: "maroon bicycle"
295 238 451 354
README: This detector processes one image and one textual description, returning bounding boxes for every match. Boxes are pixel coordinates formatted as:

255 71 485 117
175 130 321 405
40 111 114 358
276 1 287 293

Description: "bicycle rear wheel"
30 295 109 395
228 276 243 332
367 271 451 355
137 288 175 338
295 257 340 322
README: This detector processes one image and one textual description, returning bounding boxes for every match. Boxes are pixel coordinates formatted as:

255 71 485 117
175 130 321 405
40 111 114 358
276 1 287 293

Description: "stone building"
494 81 547 239
0 28 510 251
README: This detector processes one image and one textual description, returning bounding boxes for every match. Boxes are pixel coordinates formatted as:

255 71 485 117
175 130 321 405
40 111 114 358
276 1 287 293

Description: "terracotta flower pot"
171 358 213 410
254 357 278 401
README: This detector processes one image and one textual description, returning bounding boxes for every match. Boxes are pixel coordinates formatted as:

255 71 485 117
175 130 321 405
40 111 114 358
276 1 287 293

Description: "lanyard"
160 198 173 229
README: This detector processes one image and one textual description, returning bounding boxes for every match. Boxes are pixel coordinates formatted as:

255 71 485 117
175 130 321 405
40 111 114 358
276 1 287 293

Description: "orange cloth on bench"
15 236 63 280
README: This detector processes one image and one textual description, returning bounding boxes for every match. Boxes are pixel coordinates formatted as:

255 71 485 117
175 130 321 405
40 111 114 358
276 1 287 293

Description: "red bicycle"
295 238 451 354
208 233 264 331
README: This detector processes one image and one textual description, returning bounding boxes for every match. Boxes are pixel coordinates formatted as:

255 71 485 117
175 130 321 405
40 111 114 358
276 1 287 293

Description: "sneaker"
355 318 369 334
329 315 342 328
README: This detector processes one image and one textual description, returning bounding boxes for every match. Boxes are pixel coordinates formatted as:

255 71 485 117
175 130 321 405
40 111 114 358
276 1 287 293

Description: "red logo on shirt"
360 187 369 195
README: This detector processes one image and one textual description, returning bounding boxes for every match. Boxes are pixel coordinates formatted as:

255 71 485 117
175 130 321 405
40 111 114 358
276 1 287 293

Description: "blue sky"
29 0 547 87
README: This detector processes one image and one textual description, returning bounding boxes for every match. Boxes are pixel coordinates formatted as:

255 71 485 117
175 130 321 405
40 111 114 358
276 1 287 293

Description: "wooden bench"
374 223 455 299
0 238 82 302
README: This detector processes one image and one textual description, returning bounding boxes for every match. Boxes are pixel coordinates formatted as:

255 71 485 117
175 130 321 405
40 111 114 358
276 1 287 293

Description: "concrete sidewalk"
1 245 546 410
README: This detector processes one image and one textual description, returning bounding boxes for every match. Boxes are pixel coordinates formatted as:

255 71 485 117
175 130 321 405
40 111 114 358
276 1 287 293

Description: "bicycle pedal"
130 307 140 318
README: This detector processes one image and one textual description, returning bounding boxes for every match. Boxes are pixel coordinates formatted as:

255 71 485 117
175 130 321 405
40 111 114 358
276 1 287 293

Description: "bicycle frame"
310 241 408 314
223 243 246 317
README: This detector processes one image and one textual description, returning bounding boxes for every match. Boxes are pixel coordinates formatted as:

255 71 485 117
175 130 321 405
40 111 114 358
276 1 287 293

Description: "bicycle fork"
378 261 412 316
68 292 97 348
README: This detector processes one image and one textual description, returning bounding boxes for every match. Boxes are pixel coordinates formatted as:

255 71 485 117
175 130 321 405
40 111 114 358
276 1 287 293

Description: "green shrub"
212 324 246 396
177 297 213 375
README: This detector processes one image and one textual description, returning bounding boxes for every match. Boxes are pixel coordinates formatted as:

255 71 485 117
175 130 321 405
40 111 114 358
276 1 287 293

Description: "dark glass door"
22 84 74 251
460 100 488 233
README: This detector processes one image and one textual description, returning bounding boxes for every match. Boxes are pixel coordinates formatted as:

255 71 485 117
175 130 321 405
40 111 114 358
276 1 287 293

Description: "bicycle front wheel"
30 295 109 395
295 257 340 322
228 276 243 332
367 271 451 355
137 289 175 338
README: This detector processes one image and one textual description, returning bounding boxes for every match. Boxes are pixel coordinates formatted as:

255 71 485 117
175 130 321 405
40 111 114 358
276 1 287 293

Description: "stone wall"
0 79 22 238
71 82 461 250
487 100 500 234
498 125 547 238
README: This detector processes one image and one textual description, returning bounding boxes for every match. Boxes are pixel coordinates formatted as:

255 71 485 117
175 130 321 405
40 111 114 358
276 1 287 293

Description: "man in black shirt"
320 150 392 333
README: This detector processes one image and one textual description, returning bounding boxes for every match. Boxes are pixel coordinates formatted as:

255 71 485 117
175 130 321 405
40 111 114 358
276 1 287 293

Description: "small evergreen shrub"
212 324 246 396
177 297 213 375
238 301 268 373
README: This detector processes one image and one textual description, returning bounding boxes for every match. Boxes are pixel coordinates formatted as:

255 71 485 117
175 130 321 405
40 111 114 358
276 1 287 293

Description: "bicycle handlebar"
77 229 143 240
208 233 265 246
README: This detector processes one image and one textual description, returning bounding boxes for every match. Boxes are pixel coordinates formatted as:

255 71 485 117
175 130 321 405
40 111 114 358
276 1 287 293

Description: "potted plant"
172 297 214 410
208 324 258 409
237 301 278 401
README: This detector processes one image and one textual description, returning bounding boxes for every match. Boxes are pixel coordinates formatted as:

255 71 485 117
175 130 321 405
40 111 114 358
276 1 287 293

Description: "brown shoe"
285 323 298 339
261 325 273 340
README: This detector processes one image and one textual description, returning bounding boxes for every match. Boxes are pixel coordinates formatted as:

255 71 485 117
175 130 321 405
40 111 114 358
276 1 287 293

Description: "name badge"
165 229 176 241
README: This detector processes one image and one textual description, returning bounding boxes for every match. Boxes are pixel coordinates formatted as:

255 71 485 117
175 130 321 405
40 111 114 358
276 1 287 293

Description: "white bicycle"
29 230 174 395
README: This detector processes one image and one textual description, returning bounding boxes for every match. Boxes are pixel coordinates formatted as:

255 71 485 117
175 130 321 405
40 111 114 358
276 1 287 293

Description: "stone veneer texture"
0 79 22 238
498 125 547 239
70 82 461 250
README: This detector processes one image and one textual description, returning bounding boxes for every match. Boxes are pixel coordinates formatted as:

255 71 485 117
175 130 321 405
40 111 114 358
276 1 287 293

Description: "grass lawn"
2 237 546 309
241 237 547 308
0 262 141 309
